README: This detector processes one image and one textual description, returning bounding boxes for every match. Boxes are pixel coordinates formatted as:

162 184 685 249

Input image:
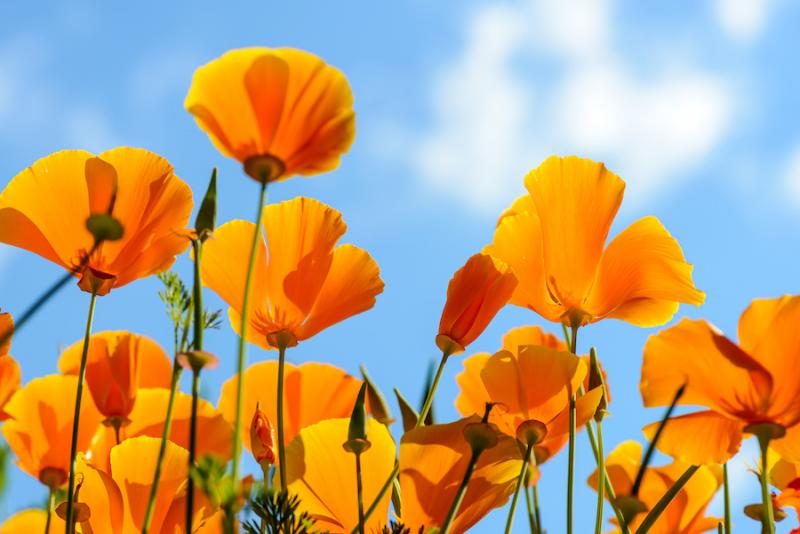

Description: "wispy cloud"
415 0 735 215
713 0 774 42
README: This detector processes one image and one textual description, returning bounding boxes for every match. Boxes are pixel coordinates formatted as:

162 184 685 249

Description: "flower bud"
361 365 393 426
250 403 276 467
343 383 371 455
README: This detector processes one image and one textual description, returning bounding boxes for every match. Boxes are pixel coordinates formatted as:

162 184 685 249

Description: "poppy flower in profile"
185 48 355 183
485 155 704 328
284 418 396 532
202 196 383 349
218 361 367 451
641 295 800 464
397 416 522 533
75 436 219 533
0 148 193 296
436 253 518 355
456 326 603 464
587 441 722 533
58 331 172 421
87 388 232 472
1 375 103 489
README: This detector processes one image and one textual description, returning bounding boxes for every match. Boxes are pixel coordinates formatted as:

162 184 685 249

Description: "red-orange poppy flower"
185 48 355 183
456 326 603 463
641 295 800 464
0 148 193 296
1 375 103 489
219 361 367 452
202 197 383 349
86 388 231 474
75 436 218 533
250 403 276 467
485 155 704 328
436 253 518 354
58 331 172 421
588 441 722 533
284 418 396 532
398 416 523 533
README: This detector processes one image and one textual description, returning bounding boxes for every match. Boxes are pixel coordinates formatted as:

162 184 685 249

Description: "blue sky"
1 0 800 531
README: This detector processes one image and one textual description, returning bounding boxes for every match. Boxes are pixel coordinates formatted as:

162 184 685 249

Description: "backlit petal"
0 356 20 420
643 411 743 464
0 509 65 533
455 352 492 419
587 440 642 497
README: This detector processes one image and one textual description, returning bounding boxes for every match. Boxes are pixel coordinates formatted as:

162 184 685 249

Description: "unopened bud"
344 383 371 455
250 403 276 467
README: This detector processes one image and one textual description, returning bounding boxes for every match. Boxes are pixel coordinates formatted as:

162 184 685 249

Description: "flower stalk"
504 441 534 534
635 465 699 534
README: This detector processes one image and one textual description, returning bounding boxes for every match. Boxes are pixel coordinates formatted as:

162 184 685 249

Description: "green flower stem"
532 484 542 534
635 465 698 534
417 348 451 427
277 343 288 489
505 441 534 534
758 435 775 534
186 370 200 532
566 326 578 534
45 486 55 534
232 179 268 485
64 290 97 534
142 359 184 533
594 419 606 534
723 463 731 534
355 452 365 534
441 446 482 534
524 479 537 534
583 418 629 533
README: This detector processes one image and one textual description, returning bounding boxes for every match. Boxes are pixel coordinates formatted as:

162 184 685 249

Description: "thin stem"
566 325 578 534
355 453 365 534
594 419 606 534
441 447 482 534
192 240 204 351
351 462 398 534
186 370 200 533
524 481 537 534
505 442 534 534
142 360 184 533
45 486 55 534
232 179 268 485
417 349 450 427
277 343 288 489
758 436 775 534
64 290 98 534
635 465 699 534
532 484 542 534
631 384 686 497
584 414 629 533
723 463 731 534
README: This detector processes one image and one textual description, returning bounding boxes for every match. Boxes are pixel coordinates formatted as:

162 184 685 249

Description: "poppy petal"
643 411 743 464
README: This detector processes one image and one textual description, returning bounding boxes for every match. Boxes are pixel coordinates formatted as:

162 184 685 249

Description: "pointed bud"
394 388 419 432
360 365 393 426
589 347 608 422
250 403 276 467
194 168 217 242
343 383 370 455
391 475 403 519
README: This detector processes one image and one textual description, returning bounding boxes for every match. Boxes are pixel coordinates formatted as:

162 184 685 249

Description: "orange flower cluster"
0 44 793 534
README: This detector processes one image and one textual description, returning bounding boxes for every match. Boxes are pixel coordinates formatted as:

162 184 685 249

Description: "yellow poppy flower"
202 196 383 349
58 331 172 420
398 416 523 533
185 48 355 183
641 295 800 464
588 441 722 533
0 148 193 296
1 375 103 488
0 509 65 533
485 155 704 328
218 361 366 451
284 418 396 533
436 253 518 354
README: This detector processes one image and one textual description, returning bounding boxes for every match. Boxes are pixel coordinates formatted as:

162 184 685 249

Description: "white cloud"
713 0 773 42
782 146 800 207
415 0 735 215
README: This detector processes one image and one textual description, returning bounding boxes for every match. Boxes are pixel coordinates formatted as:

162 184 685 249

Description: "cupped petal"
524 155 625 312
285 418 395 533
501 325 567 353
544 386 603 443
455 352 492 419
485 212 562 322
643 411 743 464
587 440 642 497
218 361 364 450
399 416 522 533
297 244 384 341
75 454 124 533
771 424 800 464
640 318 771 420
585 216 704 327
737 296 791 354
0 356 21 420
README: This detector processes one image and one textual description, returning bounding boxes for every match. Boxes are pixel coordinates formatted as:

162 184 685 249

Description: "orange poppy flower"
250 403 276 467
185 48 355 183
0 509 66 533
0 148 193 296
0 356 20 421
202 196 383 349
436 253 518 354
770 453 800 526
640 295 800 464
398 416 523 533
1 375 103 488
456 327 603 463
284 418 396 532
87 388 232 472
485 155 704 328
0 311 12 355
58 331 172 420
588 441 722 533
75 436 218 533
219 361 367 452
